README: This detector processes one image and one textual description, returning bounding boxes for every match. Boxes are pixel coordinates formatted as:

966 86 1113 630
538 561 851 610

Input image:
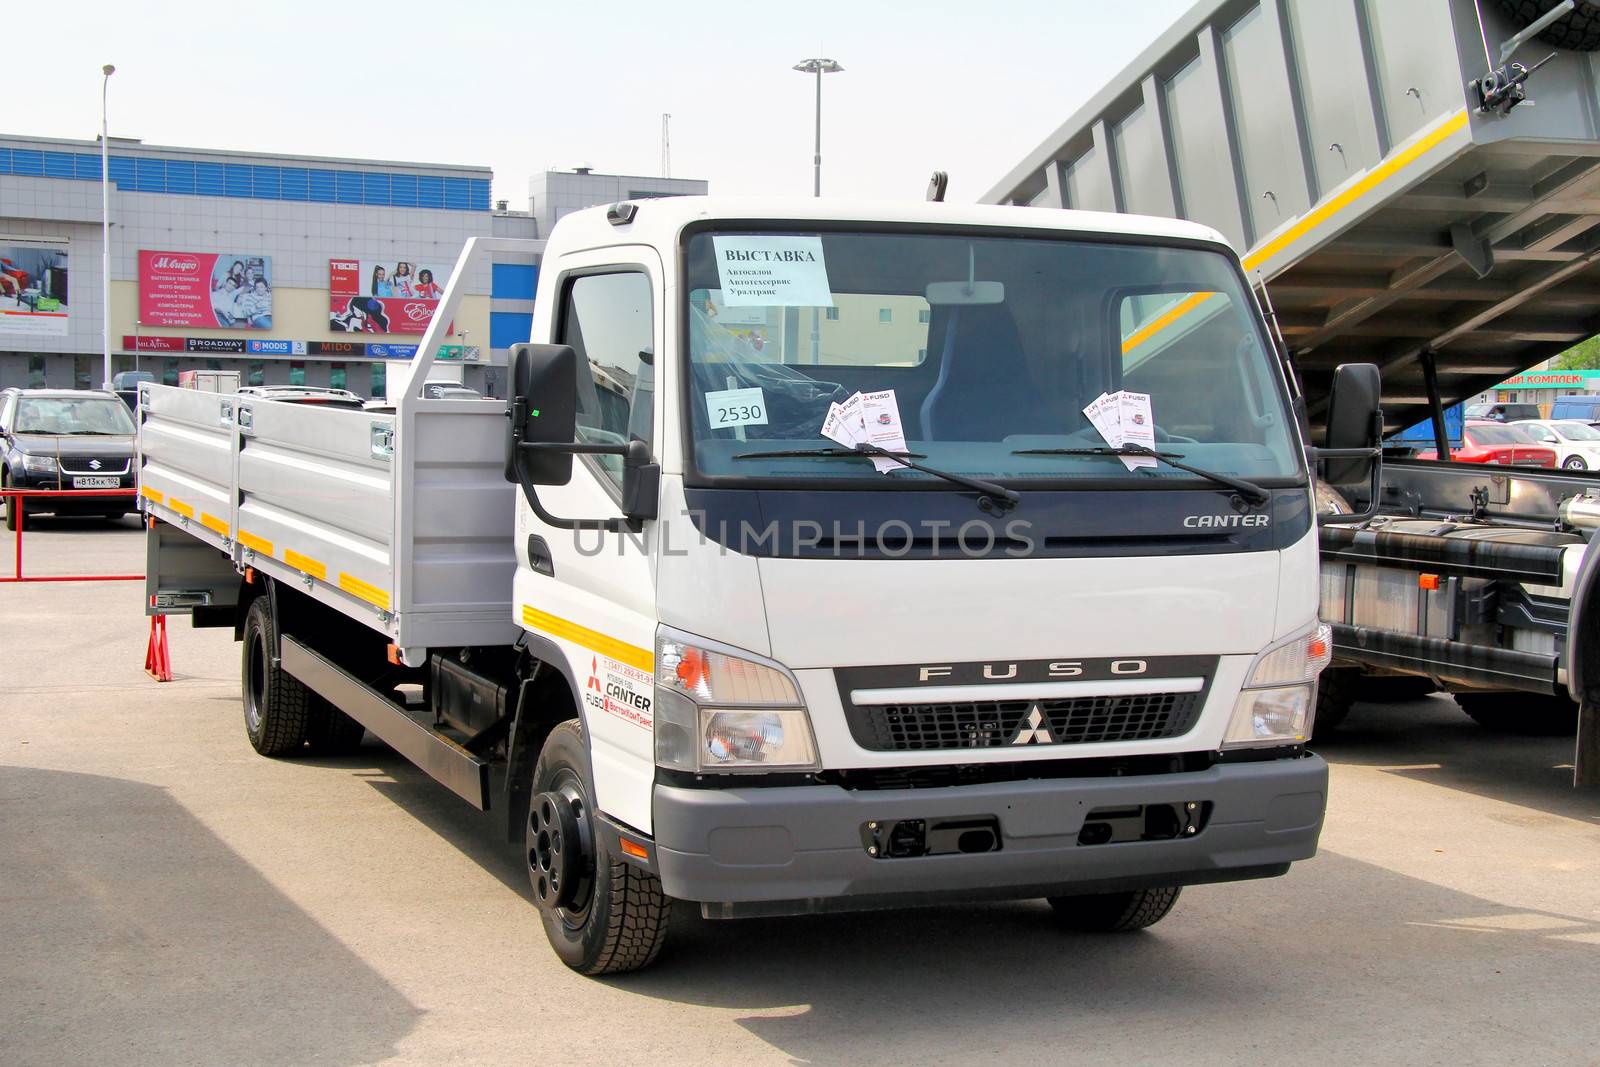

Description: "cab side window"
559 271 654 489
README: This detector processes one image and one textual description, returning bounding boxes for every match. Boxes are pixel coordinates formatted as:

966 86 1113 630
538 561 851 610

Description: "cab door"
513 247 664 832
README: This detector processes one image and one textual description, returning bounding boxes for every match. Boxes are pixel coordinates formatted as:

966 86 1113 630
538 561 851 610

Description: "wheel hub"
527 785 593 916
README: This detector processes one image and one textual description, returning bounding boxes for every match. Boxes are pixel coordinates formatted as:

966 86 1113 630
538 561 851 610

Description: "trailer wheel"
241 597 312 756
1497 1 1600 51
1454 691 1579 735
528 720 669 974
1048 886 1181 932
1313 667 1360 737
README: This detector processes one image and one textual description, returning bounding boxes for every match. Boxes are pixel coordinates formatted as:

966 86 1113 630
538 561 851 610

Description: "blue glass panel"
335 172 362 204
417 176 444 208
224 164 252 197
252 165 281 199
11 150 43 175
193 162 225 195
307 169 336 202
362 172 391 204
280 167 308 201
470 179 492 211
490 311 535 350
75 154 102 180
107 156 136 188
442 178 470 209
390 174 418 207
165 160 195 194
0 148 11 174
42 152 74 178
134 158 166 192
491 264 538 300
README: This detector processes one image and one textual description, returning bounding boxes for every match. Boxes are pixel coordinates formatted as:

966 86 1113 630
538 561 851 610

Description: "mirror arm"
1308 444 1384 526
513 440 647 533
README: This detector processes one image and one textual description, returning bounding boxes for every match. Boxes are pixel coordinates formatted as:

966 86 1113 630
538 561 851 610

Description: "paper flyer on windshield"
1084 390 1157 471
820 389 908 473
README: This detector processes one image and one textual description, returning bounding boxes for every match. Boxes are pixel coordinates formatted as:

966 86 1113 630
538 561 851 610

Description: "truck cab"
504 198 1344 964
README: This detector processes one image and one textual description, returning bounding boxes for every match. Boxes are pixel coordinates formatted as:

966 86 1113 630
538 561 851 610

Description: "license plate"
73 476 119 489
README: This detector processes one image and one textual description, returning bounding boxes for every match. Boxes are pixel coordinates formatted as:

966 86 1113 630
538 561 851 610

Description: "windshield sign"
681 230 1300 488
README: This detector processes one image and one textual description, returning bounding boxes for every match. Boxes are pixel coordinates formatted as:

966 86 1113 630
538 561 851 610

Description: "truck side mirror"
505 343 578 486
1322 362 1382 487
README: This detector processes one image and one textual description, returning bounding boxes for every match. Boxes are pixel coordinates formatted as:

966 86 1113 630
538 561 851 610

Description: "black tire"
1454 691 1579 735
1497 1 1600 51
1048 887 1181 932
241 597 311 756
1564 455 1588 470
528 720 669 975
1313 667 1360 737
3 469 19 533
1357 674 1437 702
305 698 365 756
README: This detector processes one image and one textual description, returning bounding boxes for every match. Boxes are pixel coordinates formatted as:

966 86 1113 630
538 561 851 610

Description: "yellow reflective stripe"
1119 108 1470 358
168 497 194 519
339 572 390 611
200 512 230 536
285 549 327 581
140 485 163 505
236 530 273 556
521 604 653 673
1121 291 1216 354
1241 108 1469 273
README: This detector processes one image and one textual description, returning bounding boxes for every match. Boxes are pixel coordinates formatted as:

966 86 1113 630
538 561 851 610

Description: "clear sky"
17 0 1193 207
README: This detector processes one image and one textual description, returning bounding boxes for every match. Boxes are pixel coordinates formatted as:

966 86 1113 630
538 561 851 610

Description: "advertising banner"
328 257 453 336
0 241 70 337
139 251 274 329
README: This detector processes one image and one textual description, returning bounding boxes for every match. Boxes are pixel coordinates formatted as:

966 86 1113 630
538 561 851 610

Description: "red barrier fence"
0 487 143 583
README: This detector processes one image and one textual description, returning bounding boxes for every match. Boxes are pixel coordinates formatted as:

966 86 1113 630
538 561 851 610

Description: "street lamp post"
792 58 841 365
791 58 843 197
133 319 141 374
100 63 115 391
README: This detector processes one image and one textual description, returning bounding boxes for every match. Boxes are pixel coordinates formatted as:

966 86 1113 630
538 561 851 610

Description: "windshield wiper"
735 444 1020 511
1012 444 1270 506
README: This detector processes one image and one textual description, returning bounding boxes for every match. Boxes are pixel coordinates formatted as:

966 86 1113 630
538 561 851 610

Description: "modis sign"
139 251 273 330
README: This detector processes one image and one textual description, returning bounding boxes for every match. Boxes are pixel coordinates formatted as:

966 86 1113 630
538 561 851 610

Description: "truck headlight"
1223 623 1332 748
654 628 819 773
22 454 58 474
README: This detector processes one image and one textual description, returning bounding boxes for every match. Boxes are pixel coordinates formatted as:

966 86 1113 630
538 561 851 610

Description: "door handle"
527 534 554 577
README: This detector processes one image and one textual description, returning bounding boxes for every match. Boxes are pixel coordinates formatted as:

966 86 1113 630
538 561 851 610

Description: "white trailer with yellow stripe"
141 197 1369 974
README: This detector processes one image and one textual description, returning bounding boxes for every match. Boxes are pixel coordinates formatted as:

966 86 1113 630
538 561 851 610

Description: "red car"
1417 421 1557 467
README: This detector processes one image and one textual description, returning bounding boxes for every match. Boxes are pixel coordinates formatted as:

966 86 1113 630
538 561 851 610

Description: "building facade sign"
0 241 69 337
328 257 453 336
139 250 274 329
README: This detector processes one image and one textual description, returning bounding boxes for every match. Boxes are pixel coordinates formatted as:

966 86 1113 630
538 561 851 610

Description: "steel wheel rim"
527 769 596 928
244 627 266 733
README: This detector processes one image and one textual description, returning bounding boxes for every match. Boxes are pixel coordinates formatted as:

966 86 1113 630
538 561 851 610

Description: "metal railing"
0 487 143 583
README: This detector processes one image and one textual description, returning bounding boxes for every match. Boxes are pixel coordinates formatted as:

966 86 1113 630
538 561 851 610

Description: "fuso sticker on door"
705 386 768 428
711 235 834 307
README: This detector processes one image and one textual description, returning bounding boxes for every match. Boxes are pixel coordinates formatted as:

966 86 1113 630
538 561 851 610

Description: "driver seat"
919 305 1057 440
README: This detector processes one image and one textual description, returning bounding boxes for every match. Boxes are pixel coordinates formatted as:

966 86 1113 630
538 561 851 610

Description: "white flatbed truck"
139 197 1368 973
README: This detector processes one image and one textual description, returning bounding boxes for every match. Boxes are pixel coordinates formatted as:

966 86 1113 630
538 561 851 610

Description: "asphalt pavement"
3 518 1598 1066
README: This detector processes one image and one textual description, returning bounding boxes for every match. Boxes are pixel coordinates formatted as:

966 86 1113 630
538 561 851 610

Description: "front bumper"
653 754 1326 912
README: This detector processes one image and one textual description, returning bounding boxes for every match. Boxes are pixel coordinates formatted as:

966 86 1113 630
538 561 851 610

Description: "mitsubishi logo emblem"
1010 704 1055 745
88 459 102 470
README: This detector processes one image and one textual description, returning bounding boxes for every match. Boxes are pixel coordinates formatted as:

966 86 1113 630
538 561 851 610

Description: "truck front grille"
849 692 1202 752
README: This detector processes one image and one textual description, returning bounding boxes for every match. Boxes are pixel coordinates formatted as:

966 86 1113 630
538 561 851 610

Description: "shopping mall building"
0 133 704 396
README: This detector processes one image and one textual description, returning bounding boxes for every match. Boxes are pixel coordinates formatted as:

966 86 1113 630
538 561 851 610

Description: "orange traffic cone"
145 614 172 682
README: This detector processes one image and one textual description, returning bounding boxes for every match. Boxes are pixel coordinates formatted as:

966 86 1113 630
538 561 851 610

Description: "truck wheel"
528 720 669 974
1313 667 1359 737
1497 1 1600 51
305 699 365 756
3 469 19 533
1048 887 1181 932
1454 691 1579 735
241 597 311 756
1564 455 1589 470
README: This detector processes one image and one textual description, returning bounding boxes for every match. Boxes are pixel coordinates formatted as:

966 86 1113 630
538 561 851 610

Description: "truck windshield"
682 229 1301 488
